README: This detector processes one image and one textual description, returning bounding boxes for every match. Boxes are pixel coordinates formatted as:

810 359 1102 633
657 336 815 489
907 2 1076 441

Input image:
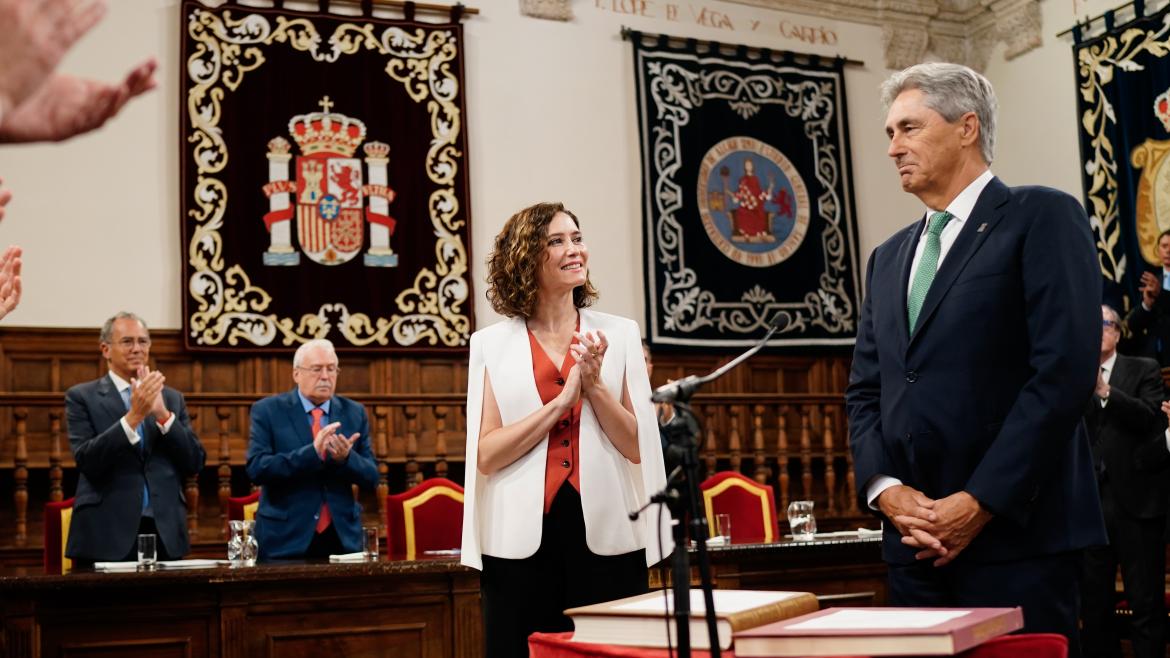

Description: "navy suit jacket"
246 390 379 559
846 178 1108 565
65 376 206 561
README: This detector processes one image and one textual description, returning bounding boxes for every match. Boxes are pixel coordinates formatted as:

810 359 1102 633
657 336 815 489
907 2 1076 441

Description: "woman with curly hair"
461 201 670 656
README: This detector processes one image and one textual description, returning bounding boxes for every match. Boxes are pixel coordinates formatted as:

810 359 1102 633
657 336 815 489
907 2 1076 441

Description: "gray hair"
1102 304 1122 327
881 62 997 165
293 338 336 367
99 312 148 344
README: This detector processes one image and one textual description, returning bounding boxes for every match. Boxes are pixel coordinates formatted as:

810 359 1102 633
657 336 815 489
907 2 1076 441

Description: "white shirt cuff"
866 475 902 510
157 411 175 434
1164 428 1170 454
120 416 141 445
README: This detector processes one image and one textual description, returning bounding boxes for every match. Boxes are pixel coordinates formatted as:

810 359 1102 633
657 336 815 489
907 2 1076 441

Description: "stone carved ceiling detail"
519 0 573 21
720 0 1043 71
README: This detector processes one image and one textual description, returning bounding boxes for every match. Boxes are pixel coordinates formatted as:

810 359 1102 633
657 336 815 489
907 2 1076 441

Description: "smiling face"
100 317 151 381
536 211 588 296
885 88 979 208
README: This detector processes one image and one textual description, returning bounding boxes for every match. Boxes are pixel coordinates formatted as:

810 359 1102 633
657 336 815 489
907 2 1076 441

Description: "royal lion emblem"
260 97 399 267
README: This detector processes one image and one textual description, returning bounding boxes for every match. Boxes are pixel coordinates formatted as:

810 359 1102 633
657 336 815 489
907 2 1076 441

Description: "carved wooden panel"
0 326 858 547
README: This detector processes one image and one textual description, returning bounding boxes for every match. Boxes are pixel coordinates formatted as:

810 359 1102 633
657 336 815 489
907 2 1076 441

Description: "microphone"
650 312 786 404
650 375 701 403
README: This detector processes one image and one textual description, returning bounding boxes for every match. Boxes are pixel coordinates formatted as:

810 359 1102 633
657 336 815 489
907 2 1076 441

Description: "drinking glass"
137 533 157 570
363 525 380 561
716 513 732 543
787 500 817 541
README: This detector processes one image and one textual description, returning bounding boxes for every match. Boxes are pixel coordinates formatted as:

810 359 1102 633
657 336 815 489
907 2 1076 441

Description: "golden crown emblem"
288 96 367 157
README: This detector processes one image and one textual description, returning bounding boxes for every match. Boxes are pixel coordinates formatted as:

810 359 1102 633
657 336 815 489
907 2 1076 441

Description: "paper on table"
329 552 367 562
786 609 970 630
160 559 226 569
613 590 804 614
93 561 139 572
94 559 228 571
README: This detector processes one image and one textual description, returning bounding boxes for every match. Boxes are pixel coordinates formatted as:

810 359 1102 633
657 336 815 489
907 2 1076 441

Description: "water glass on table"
715 513 732 544
787 500 817 541
137 533 157 570
363 525 380 561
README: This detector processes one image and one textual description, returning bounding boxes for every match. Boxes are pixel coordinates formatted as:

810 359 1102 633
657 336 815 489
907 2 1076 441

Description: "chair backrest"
699 471 780 544
227 491 260 522
43 498 76 575
386 478 464 559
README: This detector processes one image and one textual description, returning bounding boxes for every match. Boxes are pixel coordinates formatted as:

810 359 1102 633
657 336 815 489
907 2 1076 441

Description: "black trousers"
1079 488 1166 658
888 550 1083 658
480 484 648 658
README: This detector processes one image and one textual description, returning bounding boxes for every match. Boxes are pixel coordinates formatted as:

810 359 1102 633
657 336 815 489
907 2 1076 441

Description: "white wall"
0 0 1118 331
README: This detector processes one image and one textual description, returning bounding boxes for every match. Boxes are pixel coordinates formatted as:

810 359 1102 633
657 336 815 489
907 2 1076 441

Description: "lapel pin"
976 222 988 233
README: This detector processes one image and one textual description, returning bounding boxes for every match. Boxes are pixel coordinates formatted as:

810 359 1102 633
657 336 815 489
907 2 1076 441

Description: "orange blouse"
528 329 583 514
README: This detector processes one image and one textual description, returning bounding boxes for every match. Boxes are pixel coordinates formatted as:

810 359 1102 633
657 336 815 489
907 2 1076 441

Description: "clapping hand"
0 245 22 321
325 432 360 463
127 367 165 427
1140 271 1161 308
570 330 608 397
0 0 108 117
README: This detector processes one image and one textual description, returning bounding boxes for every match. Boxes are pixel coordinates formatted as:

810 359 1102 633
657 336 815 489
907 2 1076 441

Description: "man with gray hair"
65 312 205 563
846 62 1105 648
246 339 378 559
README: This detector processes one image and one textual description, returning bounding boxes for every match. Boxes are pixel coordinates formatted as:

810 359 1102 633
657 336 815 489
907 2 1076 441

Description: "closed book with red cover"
566 589 819 650
734 606 1024 656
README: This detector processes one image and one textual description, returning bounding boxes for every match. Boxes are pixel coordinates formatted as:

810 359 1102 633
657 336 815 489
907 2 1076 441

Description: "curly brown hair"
485 202 599 318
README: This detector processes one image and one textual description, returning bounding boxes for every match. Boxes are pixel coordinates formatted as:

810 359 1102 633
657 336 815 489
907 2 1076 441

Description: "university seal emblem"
696 137 810 268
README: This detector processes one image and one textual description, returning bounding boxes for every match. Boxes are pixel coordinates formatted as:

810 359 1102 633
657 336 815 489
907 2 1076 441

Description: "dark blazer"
1085 354 1169 518
1125 293 1170 367
246 390 379 559
65 376 206 562
846 178 1108 565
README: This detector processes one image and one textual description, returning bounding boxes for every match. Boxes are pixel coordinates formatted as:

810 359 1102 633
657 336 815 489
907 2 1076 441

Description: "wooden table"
0 535 883 658
1 557 481 658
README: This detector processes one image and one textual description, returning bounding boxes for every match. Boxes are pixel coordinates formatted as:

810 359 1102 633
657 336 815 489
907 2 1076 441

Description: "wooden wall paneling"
0 327 867 550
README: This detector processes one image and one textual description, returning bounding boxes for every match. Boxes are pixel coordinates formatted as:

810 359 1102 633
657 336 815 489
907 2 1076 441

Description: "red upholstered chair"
961 633 1067 658
386 478 464 559
227 490 260 522
699 471 780 544
43 498 76 574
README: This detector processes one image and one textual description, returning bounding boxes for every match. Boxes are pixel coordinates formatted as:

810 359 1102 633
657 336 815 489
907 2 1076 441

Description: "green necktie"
907 211 953 332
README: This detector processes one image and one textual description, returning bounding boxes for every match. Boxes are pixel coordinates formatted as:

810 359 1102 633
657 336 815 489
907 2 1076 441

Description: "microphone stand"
632 314 786 658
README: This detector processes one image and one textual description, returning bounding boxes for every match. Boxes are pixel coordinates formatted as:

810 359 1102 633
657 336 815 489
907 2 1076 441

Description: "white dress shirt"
1098 352 1116 408
869 169 995 509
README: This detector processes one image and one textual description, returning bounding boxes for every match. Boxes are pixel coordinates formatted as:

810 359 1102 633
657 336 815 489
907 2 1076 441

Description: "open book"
734 606 1024 656
566 589 819 650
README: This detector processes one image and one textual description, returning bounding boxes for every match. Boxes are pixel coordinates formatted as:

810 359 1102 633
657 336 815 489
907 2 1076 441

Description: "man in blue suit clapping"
247 339 378 559
846 63 1106 654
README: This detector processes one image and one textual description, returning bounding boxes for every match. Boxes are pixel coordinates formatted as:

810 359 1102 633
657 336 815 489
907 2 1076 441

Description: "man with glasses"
246 338 378 559
65 311 205 564
1079 305 1168 658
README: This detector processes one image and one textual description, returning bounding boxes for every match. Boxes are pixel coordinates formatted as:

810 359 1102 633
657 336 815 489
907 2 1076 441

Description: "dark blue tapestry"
630 33 862 350
1073 3 1170 316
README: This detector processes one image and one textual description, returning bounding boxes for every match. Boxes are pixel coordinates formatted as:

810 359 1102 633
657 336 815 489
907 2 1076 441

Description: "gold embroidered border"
1077 16 1170 282
185 8 470 348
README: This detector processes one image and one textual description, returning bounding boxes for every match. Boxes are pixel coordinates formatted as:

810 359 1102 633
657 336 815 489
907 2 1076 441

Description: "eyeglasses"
297 365 339 376
114 337 151 348
1102 319 1119 329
